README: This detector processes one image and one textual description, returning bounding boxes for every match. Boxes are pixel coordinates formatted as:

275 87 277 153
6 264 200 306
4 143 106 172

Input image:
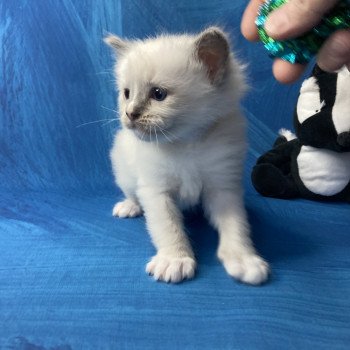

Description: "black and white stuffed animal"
252 64 350 201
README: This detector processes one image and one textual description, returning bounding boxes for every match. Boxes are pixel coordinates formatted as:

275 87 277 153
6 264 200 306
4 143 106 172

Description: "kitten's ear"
194 27 230 84
104 34 129 55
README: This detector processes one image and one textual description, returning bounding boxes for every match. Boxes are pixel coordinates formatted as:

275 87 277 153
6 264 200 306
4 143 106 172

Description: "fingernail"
265 11 289 37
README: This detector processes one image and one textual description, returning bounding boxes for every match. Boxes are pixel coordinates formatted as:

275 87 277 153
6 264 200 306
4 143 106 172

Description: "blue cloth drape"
1 1 349 349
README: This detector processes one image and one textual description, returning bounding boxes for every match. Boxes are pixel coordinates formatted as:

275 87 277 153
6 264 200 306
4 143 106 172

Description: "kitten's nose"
126 111 141 121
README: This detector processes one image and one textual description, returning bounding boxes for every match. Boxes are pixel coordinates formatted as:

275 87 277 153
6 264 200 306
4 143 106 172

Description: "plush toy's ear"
311 64 326 78
194 27 230 84
104 34 129 55
311 64 338 104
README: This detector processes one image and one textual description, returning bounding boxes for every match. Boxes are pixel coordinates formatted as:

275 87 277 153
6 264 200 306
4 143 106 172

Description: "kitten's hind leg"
203 189 269 285
112 198 142 218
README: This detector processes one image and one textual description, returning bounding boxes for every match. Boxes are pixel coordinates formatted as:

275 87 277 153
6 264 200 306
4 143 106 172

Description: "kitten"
105 27 269 284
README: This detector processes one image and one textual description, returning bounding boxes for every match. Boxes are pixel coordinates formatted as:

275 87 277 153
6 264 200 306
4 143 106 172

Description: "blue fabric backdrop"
1 1 349 349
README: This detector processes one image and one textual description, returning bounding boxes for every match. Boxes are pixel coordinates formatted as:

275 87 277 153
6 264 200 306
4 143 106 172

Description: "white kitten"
105 27 269 284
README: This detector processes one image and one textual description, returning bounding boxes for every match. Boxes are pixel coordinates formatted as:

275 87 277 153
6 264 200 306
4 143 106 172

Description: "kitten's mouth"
128 122 149 133
134 126 150 139
127 120 176 143
126 121 152 139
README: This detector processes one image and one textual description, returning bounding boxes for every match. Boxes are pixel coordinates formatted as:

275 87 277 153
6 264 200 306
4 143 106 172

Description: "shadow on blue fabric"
1 1 349 349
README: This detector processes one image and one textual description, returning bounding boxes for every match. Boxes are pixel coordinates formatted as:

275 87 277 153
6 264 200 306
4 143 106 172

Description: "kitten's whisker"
101 119 118 127
101 105 118 113
94 71 113 76
157 126 173 143
149 122 152 143
162 129 179 141
153 121 179 142
87 69 114 77
153 122 173 143
154 126 159 149
76 118 117 128
140 130 146 142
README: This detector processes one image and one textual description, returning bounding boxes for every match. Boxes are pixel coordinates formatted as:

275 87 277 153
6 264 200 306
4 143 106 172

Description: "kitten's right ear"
104 34 129 55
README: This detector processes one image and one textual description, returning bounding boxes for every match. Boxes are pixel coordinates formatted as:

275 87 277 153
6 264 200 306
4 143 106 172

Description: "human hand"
241 0 350 83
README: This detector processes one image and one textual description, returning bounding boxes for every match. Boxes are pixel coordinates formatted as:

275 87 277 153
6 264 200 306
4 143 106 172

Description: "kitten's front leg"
112 198 142 218
203 189 269 285
137 187 196 283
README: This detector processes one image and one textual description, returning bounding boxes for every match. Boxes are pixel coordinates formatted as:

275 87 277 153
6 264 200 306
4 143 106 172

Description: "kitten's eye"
150 87 167 101
124 88 130 99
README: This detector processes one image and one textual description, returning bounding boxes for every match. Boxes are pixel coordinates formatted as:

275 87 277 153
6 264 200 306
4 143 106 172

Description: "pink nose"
126 112 141 121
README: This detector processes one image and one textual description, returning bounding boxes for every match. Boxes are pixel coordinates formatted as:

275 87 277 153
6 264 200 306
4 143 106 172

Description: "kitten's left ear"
194 27 230 84
104 34 129 55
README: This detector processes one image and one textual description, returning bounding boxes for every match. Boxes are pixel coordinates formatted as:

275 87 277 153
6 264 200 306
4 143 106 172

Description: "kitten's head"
105 27 245 143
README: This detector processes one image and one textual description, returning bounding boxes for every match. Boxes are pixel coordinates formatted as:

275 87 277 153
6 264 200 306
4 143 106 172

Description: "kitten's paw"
219 251 269 285
112 199 142 218
146 254 196 283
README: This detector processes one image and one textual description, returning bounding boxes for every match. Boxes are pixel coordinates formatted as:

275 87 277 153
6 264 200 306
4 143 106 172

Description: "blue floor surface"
1 189 349 349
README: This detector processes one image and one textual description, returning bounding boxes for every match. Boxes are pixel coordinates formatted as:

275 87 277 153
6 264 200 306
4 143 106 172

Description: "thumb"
265 0 339 40
317 29 350 72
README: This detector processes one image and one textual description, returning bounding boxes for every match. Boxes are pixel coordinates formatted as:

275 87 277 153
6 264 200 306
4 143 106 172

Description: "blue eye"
150 87 167 101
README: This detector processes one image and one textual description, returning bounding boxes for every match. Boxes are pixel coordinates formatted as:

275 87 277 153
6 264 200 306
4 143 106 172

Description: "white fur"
112 198 142 218
297 76 325 124
279 128 297 141
297 146 350 196
332 66 350 134
107 28 269 284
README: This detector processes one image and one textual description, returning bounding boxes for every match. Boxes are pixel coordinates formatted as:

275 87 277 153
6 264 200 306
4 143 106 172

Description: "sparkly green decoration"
256 0 350 64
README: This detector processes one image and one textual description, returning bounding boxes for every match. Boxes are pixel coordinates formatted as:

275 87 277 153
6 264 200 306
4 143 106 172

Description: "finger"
241 0 265 42
265 0 339 40
317 29 350 72
272 59 307 84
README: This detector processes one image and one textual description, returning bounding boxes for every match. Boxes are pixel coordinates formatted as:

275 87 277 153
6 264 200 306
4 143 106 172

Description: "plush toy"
252 64 350 201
